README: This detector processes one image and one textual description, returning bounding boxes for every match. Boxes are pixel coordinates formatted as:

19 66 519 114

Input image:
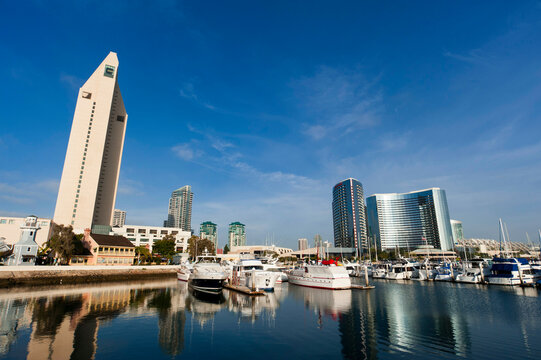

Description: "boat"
372 263 390 279
386 260 418 280
188 254 228 294
434 263 456 281
229 258 280 292
454 260 490 284
486 258 535 286
260 257 288 283
177 262 193 282
287 260 351 290
411 260 437 281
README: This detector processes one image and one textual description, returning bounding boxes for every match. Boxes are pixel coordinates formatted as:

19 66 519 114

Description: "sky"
1 1 541 249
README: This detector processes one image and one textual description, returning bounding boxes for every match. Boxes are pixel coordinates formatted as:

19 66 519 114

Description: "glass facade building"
332 178 367 253
450 220 464 245
366 188 454 251
228 222 246 248
200 221 218 250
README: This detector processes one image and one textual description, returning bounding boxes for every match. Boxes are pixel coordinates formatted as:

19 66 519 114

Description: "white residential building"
53 52 127 232
298 238 308 251
113 209 126 227
110 225 191 253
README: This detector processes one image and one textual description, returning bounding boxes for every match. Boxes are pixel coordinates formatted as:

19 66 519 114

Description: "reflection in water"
1 280 540 359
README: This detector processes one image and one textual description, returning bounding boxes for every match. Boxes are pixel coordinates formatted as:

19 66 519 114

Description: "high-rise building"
113 209 126 227
166 186 193 231
200 221 218 250
228 222 246 248
53 52 127 232
298 238 308 251
314 234 323 248
450 219 464 245
366 188 454 251
332 178 367 253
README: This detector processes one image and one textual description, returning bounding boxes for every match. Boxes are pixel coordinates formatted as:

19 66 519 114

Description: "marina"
0 277 540 359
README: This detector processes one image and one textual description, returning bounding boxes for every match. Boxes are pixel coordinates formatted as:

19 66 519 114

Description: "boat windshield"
242 265 263 270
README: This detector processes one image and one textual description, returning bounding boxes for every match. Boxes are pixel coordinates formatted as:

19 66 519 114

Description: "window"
117 115 125 122
161 230 168 235
0 219 6 224
127 228 135 233
138 229 146 234
82 91 92 99
171 231 178 235
75 199 78 203
104 65 115 78
150 229 157 234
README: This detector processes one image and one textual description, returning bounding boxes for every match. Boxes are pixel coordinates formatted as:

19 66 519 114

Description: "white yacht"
260 258 288 283
386 261 418 280
288 264 351 290
372 263 390 279
188 254 228 294
454 260 490 284
177 262 193 282
486 258 535 286
229 258 280 291
411 260 437 281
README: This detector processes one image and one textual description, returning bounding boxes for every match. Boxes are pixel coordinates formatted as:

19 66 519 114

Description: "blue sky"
1 1 541 248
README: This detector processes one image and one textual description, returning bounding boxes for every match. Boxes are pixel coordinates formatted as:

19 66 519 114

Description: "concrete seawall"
0 265 179 287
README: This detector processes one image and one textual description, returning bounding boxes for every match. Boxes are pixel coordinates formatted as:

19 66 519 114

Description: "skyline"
1 1 541 248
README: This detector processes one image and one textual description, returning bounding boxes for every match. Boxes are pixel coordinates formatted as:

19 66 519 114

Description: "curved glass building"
332 178 367 253
366 188 454 251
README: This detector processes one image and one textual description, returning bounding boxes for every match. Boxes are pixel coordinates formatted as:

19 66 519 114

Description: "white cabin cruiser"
288 263 351 290
434 263 456 281
486 258 535 286
260 258 288 283
372 263 390 279
177 262 193 282
230 259 280 291
386 261 418 280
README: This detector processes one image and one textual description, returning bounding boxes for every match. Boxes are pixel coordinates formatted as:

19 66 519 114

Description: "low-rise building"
70 229 135 265
228 245 293 257
110 225 191 253
0 216 53 247
6 216 41 266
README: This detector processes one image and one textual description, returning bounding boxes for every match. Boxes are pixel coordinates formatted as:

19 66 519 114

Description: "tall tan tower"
53 52 127 232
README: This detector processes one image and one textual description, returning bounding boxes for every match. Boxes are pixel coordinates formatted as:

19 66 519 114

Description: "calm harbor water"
1 278 540 359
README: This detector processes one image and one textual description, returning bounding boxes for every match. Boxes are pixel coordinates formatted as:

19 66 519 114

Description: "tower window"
116 115 125 122
82 91 92 99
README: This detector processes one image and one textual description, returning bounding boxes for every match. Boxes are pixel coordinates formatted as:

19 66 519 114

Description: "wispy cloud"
60 73 83 91
443 49 492 65
179 82 216 110
293 66 382 140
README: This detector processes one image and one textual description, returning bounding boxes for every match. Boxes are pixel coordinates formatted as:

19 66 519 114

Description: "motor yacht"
486 258 535 286
386 260 418 280
260 257 288 283
177 262 193 282
229 258 280 291
288 261 351 290
188 254 228 294
434 263 456 281
372 263 390 279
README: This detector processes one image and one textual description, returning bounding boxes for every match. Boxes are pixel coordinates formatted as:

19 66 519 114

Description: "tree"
187 235 216 259
224 244 230 254
47 223 81 264
135 246 151 264
152 235 176 257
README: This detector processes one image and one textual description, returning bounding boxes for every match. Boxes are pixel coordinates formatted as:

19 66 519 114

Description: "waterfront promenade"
0 265 179 287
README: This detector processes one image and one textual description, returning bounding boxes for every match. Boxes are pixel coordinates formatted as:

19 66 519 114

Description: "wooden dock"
224 283 265 295
350 284 375 290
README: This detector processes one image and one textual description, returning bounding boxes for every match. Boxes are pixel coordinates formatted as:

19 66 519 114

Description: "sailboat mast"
498 218 505 257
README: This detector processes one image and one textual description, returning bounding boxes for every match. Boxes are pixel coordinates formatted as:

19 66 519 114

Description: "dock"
350 284 375 290
224 283 265 295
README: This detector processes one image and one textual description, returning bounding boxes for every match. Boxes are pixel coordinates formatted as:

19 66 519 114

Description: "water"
1 278 540 359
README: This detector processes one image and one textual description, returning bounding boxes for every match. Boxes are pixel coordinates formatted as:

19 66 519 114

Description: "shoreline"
0 265 179 288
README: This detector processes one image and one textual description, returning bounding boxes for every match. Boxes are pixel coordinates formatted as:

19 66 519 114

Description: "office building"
228 222 246 248
366 188 454 251
450 219 464 244
166 186 193 231
113 209 126 227
200 221 218 250
298 238 308 251
53 52 127 232
332 178 368 253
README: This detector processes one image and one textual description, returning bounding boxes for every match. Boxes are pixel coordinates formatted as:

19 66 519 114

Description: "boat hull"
189 278 225 294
